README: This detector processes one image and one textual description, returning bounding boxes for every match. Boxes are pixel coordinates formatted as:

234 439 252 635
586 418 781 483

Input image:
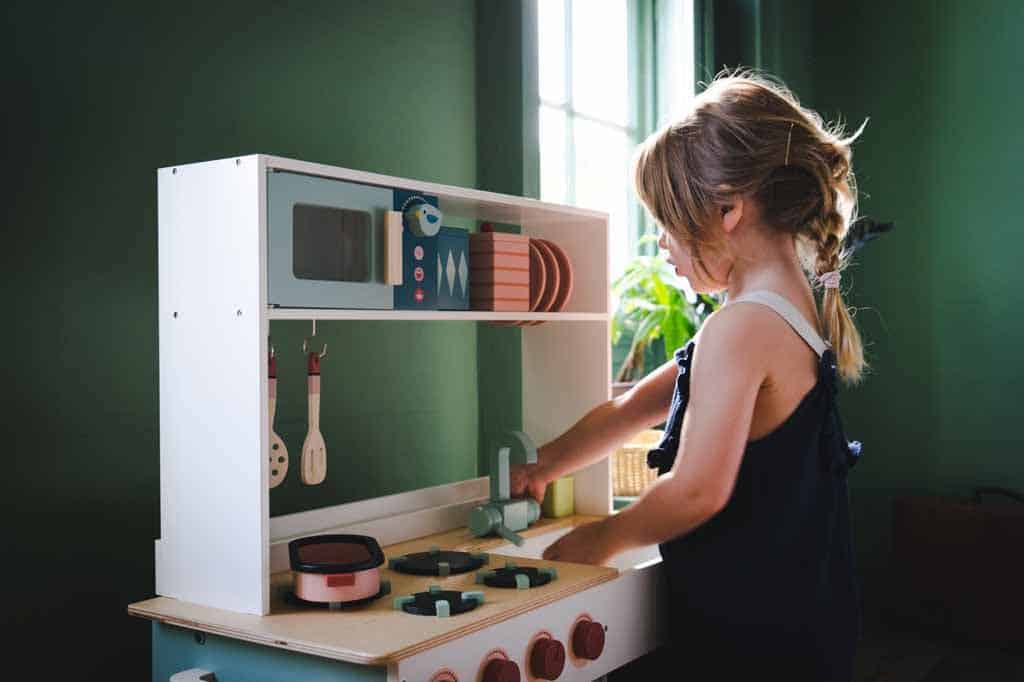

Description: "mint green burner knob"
463 591 485 605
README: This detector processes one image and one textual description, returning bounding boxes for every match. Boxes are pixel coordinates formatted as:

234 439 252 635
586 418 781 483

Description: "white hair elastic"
818 270 841 289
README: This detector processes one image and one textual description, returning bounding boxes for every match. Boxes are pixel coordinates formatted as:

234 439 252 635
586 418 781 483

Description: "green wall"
807 0 1024 623
2 1 489 677
742 0 1024 625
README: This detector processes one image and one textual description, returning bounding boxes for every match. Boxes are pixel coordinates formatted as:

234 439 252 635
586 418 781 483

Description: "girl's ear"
720 195 744 233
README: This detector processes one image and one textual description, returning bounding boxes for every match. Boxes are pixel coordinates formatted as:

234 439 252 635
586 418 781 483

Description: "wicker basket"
612 429 664 497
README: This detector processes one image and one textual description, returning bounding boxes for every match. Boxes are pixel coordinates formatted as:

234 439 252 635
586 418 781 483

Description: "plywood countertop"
128 515 617 665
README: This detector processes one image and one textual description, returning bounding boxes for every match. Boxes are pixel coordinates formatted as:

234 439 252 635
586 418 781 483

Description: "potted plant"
611 234 719 395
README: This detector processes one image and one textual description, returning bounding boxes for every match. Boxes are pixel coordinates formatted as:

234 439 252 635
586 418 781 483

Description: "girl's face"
657 225 729 294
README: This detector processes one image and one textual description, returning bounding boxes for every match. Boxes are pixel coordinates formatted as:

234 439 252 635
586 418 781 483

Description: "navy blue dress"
645 320 864 680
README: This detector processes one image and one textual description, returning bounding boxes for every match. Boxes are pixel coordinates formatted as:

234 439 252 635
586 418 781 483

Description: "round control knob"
482 658 520 682
429 671 457 682
572 620 605 660
530 637 566 680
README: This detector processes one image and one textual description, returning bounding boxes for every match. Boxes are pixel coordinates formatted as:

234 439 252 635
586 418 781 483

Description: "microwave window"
292 204 371 282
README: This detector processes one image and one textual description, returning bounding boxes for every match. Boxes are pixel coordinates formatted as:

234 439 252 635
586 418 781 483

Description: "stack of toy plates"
520 238 574 326
469 231 530 311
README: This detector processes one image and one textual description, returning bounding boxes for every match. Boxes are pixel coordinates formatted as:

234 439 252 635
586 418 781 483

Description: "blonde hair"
633 68 868 384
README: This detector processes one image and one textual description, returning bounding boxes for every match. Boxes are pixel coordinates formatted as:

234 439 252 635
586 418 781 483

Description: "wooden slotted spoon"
300 351 327 485
268 352 289 489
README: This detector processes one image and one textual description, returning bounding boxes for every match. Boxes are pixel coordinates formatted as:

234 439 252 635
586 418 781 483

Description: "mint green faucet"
468 431 541 546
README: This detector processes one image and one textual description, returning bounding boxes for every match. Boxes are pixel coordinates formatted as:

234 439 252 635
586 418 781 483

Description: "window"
537 0 695 282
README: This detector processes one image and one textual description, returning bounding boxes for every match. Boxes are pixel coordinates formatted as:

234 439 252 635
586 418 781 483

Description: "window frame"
536 0 696 267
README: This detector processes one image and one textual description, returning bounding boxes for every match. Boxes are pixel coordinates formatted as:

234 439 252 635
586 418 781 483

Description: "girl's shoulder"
690 299 818 382
694 300 785 351
691 297 823 398
689 303 778 380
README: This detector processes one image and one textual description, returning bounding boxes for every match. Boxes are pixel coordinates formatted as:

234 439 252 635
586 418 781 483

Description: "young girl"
511 70 867 680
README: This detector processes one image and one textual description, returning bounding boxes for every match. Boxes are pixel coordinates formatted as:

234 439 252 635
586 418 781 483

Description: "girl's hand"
541 520 616 566
509 462 549 505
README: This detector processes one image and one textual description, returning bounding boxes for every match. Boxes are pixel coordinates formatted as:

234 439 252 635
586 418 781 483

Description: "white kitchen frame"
156 154 612 616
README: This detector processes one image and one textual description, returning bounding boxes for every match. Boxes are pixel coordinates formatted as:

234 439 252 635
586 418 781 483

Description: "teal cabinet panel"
152 623 387 682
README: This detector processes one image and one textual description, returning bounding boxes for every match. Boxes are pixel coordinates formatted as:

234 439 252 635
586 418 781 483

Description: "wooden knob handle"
530 637 565 679
482 658 519 682
572 620 605 660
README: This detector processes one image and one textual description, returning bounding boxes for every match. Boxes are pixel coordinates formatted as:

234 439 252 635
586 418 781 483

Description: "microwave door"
268 171 394 309
292 204 371 283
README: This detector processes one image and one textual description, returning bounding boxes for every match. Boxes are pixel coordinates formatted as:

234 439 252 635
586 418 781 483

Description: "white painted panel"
268 497 489 574
395 563 670 680
523 321 612 516
157 156 266 614
266 309 609 321
269 477 489 542
260 155 608 224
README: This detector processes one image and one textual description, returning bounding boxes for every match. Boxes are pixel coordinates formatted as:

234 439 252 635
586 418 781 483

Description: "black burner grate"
393 586 485 617
387 547 489 576
476 563 557 589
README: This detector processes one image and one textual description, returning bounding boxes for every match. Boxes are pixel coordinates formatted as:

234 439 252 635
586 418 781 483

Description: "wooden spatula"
268 352 288 489
300 351 327 485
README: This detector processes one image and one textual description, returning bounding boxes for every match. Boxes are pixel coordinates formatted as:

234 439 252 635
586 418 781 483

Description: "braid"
810 202 867 385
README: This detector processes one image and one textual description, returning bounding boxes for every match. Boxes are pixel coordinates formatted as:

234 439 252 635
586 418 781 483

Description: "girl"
510 70 867 681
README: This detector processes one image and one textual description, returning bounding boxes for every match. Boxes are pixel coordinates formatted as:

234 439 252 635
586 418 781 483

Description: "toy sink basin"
489 524 662 572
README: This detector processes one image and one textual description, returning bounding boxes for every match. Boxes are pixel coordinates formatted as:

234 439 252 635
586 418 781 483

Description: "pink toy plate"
518 239 560 326
539 238 573 313
528 240 547 312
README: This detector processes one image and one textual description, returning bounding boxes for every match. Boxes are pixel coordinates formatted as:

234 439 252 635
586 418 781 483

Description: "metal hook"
302 320 327 359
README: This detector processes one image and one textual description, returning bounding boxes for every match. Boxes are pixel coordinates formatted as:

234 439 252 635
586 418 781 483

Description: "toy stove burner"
281 580 391 611
387 547 489 576
476 562 558 589
393 585 485 617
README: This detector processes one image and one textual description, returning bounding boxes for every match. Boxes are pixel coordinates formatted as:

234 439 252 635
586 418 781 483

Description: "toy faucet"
468 431 541 546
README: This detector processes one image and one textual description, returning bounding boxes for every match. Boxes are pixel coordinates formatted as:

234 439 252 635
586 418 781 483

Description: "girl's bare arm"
532 354 680 486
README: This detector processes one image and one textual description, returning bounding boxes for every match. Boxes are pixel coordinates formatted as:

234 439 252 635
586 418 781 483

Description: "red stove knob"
572 620 605 660
530 637 566 679
482 658 520 682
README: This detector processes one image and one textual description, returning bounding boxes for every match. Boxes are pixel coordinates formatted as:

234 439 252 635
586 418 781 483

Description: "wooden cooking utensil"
300 351 327 485
268 352 289 489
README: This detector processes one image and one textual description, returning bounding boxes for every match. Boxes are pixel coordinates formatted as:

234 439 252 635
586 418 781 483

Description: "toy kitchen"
127 155 670 682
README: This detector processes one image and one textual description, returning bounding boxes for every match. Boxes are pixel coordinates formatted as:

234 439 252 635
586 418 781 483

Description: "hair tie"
818 270 841 289
784 121 795 166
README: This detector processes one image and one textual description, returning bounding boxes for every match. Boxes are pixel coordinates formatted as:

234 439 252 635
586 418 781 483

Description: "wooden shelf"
266 308 609 322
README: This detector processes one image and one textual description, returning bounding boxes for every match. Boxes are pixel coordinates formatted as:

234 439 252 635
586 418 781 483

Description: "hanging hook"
302 319 327 359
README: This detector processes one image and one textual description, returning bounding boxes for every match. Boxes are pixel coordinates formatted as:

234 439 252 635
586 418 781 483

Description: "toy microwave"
267 170 469 310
